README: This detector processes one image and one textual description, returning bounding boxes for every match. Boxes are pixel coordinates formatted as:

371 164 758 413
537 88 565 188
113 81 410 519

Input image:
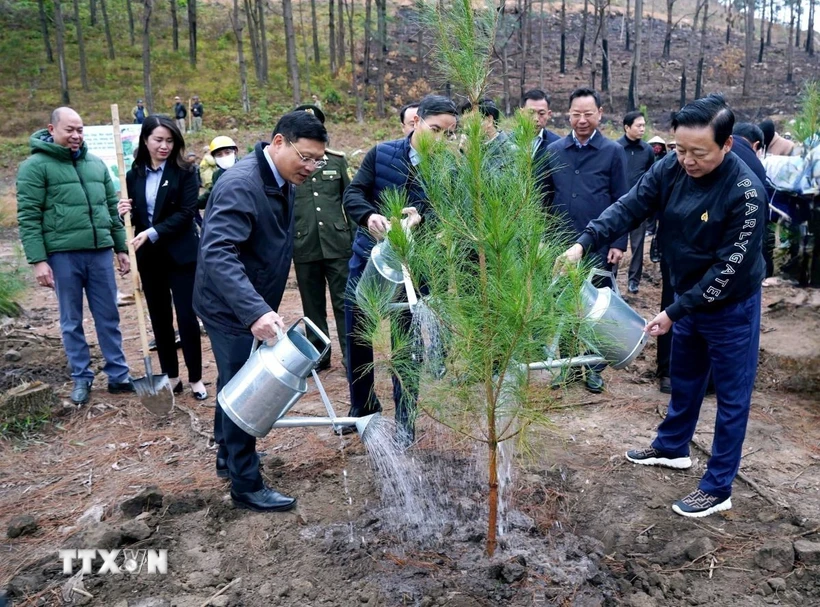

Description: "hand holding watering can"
558 243 672 337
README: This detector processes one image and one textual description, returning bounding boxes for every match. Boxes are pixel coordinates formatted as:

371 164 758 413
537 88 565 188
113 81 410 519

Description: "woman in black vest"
117 115 206 400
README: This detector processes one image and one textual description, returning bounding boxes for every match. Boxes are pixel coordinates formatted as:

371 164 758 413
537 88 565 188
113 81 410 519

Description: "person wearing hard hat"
648 135 667 162
198 136 239 209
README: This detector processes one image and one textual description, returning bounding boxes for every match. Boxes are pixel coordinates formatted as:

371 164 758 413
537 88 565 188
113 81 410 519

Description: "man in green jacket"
293 104 354 370
17 108 134 405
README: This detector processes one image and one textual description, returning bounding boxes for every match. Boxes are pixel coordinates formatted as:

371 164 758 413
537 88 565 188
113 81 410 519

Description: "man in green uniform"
293 104 354 370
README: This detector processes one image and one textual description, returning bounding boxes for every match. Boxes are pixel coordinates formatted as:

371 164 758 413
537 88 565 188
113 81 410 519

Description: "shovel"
111 104 174 415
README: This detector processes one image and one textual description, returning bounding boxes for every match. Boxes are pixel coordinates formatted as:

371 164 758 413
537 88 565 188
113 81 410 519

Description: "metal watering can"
218 317 381 439
355 240 406 306
578 269 648 369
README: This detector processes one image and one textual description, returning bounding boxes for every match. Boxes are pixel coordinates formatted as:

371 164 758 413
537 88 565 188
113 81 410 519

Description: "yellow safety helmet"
209 136 237 154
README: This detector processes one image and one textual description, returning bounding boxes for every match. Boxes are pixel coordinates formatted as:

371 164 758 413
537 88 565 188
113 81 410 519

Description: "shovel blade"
133 374 174 415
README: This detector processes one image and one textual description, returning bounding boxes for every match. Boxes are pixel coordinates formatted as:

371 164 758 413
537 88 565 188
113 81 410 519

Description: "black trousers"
294 256 350 365
138 251 202 382
628 221 646 286
656 258 674 378
205 324 263 494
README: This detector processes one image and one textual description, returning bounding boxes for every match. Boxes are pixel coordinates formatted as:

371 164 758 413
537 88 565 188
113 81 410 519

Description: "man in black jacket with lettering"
561 95 765 518
194 112 328 512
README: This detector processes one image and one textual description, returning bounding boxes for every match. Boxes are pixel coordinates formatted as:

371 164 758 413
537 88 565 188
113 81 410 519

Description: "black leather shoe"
231 486 296 512
628 280 640 294
108 380 136 394
659 376 672 394
584 370 605 394
172 381 184 395
71 380 92 405
315 357 331 372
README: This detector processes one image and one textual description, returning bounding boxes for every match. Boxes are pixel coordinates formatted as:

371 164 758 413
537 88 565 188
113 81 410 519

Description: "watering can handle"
587 268 620 297
298 317 332 361
248 326 286 357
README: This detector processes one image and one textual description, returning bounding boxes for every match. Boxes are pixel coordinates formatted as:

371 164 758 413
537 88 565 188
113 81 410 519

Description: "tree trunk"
170 0 179 51
37 0 54 63
232 0 251 112
539 0 545 86
364 0 373 93
329 0 337 74
695 0 708 98
577 0 588 68
416 12 424 78
283 0 301 105
126 0 136 45
142 0 153 113
245 0 261 81
486 437 499 557
560 0 566 73
766 0 773 46
72 0 89 91
100 0 115 59
601 3 610 93
807 0 815 56
796 4 801 48
500 6 512 115
725 1 731 44
680 64 686 108
90 0 97 26
311 0 320 63
343 0 363 122
758 0 766 63
54 0 70 104
298 0 312 93
628 0 642 110
518 0 528 102
662 0 675 59
376 0 386 116
742 0 754 97
188 0 197 66
257 0 268 82
787 0 795 83
625 0 631 50
337 0 346 68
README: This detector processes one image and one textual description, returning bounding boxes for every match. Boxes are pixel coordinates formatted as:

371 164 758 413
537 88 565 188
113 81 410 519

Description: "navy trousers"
206 324 262 493
652 290 761 499
344 250 419 435
49 250 130 384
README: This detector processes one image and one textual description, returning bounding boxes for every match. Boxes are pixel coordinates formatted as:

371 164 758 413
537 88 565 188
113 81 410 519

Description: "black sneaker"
672 489 732 518
625 447 692 469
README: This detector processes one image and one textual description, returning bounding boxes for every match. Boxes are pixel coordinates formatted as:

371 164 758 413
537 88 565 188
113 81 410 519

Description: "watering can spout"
355 413 381 441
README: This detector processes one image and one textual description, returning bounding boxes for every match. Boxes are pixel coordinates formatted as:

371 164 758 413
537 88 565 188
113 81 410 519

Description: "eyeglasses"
288 140 327 169
569 112 598 120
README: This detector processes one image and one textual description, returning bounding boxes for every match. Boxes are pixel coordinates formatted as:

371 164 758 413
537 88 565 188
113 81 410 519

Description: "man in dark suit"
617 110 656 294
544 87 629 393
193 112 328 513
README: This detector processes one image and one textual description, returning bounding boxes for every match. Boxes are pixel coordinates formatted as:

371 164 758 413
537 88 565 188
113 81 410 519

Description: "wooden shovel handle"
111 104 152 359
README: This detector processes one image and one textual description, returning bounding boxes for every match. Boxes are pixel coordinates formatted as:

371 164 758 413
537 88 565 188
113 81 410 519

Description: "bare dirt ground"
0 226 818 606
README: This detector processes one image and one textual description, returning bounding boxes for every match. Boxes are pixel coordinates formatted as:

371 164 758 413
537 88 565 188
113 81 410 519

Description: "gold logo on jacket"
701 210 708 222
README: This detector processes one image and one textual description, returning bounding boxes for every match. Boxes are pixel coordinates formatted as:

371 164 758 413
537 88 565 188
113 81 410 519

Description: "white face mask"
215 153 236 170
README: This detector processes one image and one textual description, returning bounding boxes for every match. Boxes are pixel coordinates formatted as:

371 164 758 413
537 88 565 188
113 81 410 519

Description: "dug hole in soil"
0 233 818 607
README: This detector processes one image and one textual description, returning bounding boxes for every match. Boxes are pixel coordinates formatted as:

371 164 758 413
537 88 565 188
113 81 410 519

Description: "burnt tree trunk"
742 0 754 96
126 0 136 45
560 0 566 73
757 0 765 63
627 0 642 110
376 0 386 116
807 0 815 56
695 0 708 99
766 0 773 45
625 0 631 50
54 0 70 104
539 0 545 86
662 0 676 59
577 0 588 68
601 2 610 93
787 0 795 83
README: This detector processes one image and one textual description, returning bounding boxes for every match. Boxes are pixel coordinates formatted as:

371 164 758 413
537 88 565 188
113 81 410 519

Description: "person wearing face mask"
342 94 459 445
117 115 206 401
198 136 239 209
559 94 766 518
